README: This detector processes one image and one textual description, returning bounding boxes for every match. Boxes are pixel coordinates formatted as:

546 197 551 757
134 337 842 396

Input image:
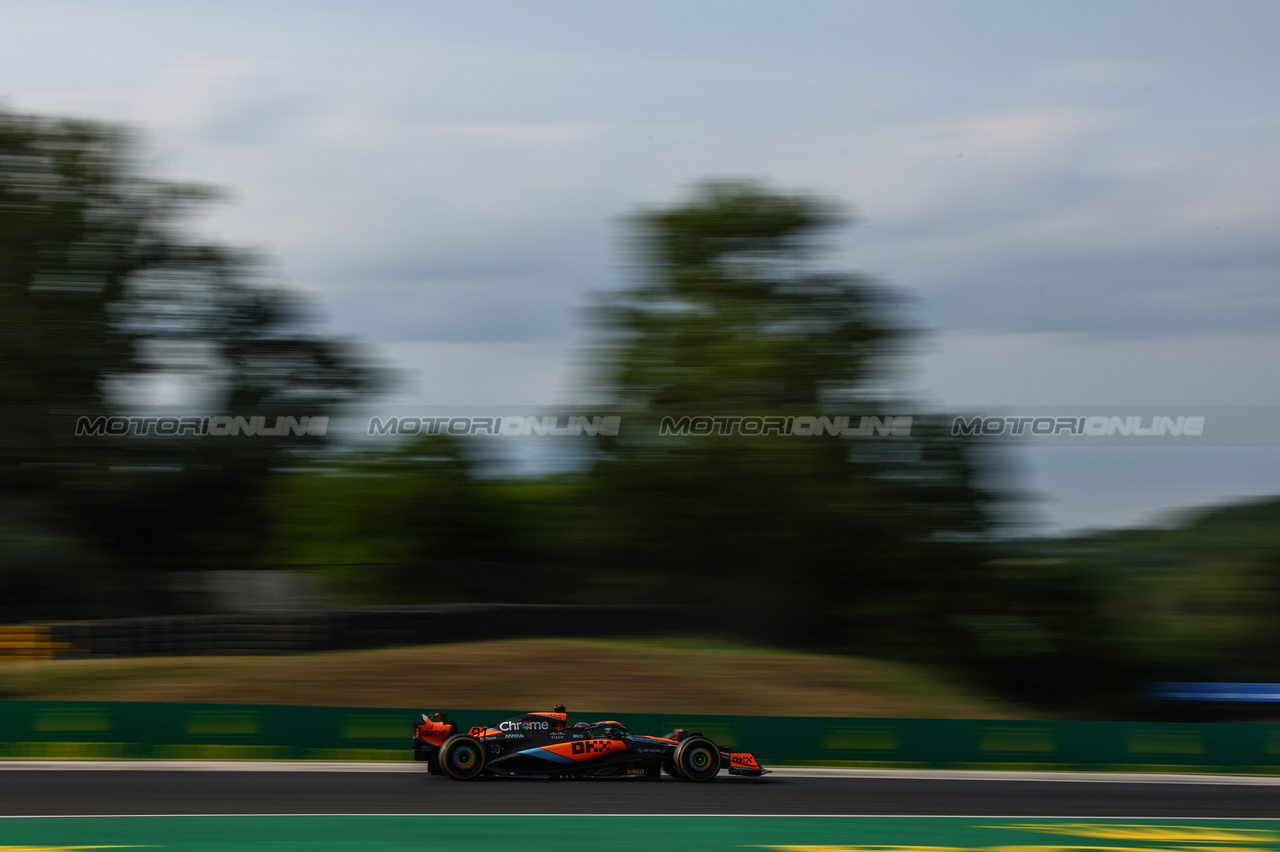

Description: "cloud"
1041 59 1165 87
909 329 1280 406
10 13 1279 357
1023 446 1280 534
5 1 1280 530
373 340 572 406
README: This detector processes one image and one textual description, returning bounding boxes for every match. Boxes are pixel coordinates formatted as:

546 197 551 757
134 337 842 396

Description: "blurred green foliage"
263 182 1280 714
6 109 1280 716
995 499 1280 690
0 109 380 617
261 437 574 603
577 182 1001 655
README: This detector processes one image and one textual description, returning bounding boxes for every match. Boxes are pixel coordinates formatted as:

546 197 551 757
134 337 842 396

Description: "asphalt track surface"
2 764 1280 818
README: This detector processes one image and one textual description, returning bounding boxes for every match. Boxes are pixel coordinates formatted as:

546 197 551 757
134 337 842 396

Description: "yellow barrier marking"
183 711 261 736
996 825 1279 843
33 710 112 733
756 825 1280 852
1126 730 1207 755
978 728 1058 754
340 715 407 739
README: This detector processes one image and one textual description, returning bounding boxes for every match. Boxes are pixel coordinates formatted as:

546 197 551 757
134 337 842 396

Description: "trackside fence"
20 604 678 658
3 701 1280 773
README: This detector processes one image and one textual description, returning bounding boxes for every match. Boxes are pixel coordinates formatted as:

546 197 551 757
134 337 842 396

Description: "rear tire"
673 736 721 782
438 735 486 780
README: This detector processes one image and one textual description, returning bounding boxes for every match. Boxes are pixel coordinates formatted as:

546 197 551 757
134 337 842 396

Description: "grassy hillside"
0 636 1033 718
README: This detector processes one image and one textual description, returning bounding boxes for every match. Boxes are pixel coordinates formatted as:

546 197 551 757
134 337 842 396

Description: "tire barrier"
3 701 1280 773
0 625 78 661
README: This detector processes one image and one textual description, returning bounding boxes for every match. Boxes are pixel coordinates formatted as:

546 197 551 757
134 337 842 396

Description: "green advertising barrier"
0 700 440 761
2 700 1279 773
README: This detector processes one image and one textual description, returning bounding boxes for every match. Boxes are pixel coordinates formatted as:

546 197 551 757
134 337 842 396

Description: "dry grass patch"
0 637 1032 718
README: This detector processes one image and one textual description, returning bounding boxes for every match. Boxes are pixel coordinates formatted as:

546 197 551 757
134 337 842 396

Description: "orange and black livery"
413 705 769 781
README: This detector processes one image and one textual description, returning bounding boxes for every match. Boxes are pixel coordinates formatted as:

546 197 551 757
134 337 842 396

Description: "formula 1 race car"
413 706 769 781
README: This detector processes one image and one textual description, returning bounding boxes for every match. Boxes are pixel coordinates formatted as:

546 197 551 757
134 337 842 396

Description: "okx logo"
571 740 614 754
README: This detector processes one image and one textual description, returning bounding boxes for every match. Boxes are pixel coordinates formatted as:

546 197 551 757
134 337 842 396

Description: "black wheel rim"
448 742 480 775
683 743 716 778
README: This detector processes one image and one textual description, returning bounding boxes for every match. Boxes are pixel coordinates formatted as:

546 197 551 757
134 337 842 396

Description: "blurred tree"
997 497 1280 707
262 435 585 604
582 181 1001 657
0 108 379 617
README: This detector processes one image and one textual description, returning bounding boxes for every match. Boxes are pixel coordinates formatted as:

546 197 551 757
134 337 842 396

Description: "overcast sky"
4 0 1279 532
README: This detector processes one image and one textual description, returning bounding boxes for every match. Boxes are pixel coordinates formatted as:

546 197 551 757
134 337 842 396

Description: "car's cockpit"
574 721 630 739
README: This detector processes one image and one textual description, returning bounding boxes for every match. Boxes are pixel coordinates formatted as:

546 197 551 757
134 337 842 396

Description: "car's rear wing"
415 711 458 746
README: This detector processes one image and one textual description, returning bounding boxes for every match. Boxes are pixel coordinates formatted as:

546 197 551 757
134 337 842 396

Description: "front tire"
438 735 486 780
673 736 721 782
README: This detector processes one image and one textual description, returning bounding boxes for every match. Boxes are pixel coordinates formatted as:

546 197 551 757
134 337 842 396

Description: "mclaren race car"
413 706 769 781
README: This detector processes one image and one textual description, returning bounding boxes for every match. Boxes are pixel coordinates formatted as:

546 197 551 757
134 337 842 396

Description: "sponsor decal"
571 739 617 754
626 768 646 775
500 720 550 732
